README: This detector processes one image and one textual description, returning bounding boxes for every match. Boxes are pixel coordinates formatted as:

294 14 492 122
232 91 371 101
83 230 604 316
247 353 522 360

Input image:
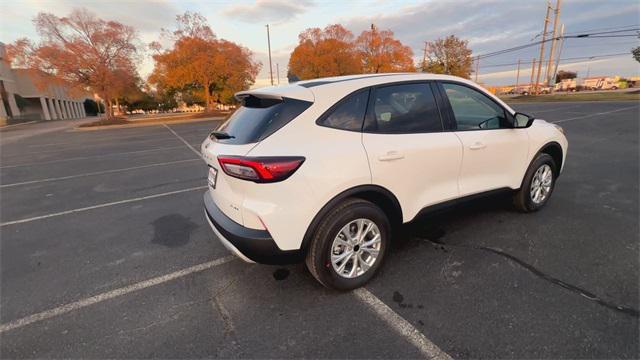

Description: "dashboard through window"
442 83 509 130
364 83 443 133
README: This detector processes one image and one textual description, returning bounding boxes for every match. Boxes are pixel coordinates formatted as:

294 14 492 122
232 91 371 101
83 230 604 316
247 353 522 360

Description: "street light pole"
266 24 274 86
530 58 537 94
515 59 521 92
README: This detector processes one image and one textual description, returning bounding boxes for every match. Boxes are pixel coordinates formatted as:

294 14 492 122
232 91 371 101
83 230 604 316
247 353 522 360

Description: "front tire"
305 198 390 290
514 153 557 212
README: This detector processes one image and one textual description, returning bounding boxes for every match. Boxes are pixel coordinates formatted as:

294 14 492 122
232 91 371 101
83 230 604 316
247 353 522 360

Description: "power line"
575 28 640 36
563 40 639 49
480 52 630 69
475 30 639 60
577 34 639 38
563 24 640 36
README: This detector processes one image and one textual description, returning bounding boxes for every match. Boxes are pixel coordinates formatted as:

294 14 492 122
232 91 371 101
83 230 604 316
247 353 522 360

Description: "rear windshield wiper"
209 131 235 140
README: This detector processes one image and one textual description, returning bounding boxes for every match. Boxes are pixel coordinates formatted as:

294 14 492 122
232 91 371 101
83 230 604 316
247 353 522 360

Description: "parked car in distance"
201 73 568 290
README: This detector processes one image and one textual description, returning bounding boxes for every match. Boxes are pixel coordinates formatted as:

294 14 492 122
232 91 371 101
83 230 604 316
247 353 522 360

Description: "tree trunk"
99 92 110 119
106 98 113 119
204 83 213 112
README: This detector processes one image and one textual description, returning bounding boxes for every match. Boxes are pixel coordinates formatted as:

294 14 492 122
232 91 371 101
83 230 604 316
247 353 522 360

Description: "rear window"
215 96 312 144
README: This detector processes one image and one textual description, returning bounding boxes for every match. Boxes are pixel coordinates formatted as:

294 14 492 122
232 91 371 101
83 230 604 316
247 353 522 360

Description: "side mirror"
513 112 535 128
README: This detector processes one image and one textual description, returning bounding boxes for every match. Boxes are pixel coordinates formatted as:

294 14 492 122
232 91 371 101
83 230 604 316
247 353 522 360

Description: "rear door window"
317 90 370 131
215 96 312 144
364 83 443 133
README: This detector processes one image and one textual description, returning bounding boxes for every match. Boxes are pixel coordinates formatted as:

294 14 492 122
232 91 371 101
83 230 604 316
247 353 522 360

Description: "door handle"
378 151 404 161
469 142 486 150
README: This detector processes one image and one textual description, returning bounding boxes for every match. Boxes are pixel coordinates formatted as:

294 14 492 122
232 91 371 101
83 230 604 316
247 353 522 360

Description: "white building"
0 42 90 125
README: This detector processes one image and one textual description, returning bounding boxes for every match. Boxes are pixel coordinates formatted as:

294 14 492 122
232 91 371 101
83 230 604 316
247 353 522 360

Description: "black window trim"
436 80 516 132
363 80 446 135
315 88 372 133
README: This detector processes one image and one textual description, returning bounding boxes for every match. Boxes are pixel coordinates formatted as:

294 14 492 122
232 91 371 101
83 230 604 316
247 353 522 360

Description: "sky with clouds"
1 0 638 88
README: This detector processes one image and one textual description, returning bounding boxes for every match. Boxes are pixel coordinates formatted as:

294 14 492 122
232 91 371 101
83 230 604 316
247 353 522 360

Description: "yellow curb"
72 116 224 131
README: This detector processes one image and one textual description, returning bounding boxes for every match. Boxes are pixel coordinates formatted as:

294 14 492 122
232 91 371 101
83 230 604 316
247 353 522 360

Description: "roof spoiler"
235 92 283 101
235 85 315 103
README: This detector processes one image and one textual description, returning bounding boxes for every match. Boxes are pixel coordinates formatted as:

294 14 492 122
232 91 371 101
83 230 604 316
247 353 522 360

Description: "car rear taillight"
217 156 305 183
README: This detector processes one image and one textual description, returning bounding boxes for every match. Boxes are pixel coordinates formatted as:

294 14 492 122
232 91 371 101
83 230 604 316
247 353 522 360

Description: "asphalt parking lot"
1 101 638 359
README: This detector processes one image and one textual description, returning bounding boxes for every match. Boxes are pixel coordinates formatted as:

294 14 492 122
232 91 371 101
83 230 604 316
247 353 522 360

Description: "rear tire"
305 198 390 290
514 153 557 212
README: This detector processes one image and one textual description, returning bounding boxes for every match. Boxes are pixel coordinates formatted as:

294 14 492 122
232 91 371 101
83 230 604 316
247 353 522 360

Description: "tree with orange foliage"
421 35 473 79
288 24 362 81
150 12 260 109
7 9 141 119
356 24 415 74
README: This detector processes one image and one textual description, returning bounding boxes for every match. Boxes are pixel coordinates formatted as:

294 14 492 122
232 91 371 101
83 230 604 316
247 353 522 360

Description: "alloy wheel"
530 164 553 204
330 218 381 278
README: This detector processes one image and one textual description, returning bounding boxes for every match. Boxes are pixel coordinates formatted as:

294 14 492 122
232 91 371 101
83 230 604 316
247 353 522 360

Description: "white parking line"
0 185 207 227
523 104 585 115
353 288 452 360
164 124 203 159
8 137 177 156
0 145 187 169
552 105 638 124
0 158 201 188
0 256 236 333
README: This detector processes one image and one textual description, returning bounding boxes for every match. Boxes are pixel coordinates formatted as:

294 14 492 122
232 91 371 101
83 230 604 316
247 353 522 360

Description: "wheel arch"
300 185 403 255
537 141 563 176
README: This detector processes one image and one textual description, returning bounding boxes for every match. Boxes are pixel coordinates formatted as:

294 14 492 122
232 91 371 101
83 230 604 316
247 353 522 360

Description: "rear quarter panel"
243 90 372 251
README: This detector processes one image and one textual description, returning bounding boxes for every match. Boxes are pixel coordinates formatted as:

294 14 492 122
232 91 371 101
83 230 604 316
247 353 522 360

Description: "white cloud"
223 0 314 24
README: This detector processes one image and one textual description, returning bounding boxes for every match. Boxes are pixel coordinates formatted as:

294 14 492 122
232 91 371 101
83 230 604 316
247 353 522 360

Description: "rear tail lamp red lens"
217 156 305 183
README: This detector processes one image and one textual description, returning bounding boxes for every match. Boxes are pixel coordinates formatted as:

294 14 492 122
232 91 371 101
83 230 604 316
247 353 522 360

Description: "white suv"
202 73 568 290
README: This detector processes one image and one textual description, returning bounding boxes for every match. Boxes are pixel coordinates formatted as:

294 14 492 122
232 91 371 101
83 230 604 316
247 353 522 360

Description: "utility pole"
266 24 274 86
515 59 521 92
422 42 428 71
475 56 479 82
534 2 552 94
551 24 565 85
530 58 537 94
546 0 561 85
276 63 280 85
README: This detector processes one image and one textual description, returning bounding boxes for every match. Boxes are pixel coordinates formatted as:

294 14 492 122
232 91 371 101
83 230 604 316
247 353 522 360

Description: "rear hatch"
201 86 314 226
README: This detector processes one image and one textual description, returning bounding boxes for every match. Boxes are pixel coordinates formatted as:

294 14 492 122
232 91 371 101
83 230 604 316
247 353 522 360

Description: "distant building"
0 42 90 124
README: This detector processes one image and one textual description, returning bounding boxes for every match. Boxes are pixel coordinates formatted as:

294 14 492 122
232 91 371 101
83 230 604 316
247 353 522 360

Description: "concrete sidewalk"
0 117 96 144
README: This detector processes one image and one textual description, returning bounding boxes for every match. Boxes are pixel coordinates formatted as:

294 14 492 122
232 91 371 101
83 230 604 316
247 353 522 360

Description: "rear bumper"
203 191 304 265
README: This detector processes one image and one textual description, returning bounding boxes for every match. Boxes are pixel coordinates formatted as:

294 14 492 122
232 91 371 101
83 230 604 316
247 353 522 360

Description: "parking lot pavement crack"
210 266 255 358
421 238 640 318
213 297 237 341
